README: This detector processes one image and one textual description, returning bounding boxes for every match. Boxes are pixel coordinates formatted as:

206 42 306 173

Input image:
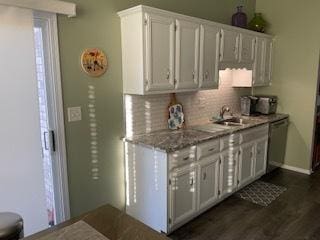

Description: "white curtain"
0 5 48 236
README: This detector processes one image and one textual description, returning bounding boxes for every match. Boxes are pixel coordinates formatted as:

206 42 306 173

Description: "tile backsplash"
125 70 250 136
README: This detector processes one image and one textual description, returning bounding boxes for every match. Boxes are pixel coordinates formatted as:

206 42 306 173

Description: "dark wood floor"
169 169 320 240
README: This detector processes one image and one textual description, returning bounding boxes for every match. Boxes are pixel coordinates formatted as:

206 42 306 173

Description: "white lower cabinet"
219 148 240 197
238 142 255 188
255 137 268 177
169 165 197 227
198 154 220 211
125 124 269 234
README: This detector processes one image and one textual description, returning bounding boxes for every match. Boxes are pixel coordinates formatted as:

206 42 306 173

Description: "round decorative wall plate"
81 48 108 77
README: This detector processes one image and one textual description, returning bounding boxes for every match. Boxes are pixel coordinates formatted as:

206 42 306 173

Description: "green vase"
249 13 267 33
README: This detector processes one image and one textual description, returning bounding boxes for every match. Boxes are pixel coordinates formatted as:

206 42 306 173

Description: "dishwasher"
267 118 289 173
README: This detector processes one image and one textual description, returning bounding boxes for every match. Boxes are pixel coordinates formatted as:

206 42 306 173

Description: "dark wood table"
24 205 169 240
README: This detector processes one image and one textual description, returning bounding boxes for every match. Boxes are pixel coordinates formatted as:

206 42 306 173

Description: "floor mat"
235 180 287 207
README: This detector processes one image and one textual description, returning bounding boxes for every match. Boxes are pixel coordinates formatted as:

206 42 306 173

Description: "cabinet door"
175 19 200 90
145 13 175 92
170 165 197 227
264 38 273 86
199 24 220 89
253 37 264 86
255 137 268 177
220 29 239 63
198 154 220 211
239 33 256 64
253 37 273 87
219 148 239 197
238 143 255 188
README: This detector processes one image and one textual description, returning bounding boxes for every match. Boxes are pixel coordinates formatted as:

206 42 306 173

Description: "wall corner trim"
0 0 76 17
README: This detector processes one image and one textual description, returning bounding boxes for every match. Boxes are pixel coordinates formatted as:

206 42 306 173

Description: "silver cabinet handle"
190 177 194 186
192 70 195 80
203 172 207 180
205 71 209 80
43 131 49 150
183 156 189 161
166 69 170 80
208 147 215 152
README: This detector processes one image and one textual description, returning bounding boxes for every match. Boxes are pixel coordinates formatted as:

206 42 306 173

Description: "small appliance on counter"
255 95 278 115
240 96 259 116
240 95 278 115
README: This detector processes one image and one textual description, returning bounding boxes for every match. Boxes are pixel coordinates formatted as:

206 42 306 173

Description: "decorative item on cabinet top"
231 6 247 29
80 48 108 77
249 13 267 33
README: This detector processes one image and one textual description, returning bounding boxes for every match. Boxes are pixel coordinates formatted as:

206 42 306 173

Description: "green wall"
57 0 256 217
255 0 320 171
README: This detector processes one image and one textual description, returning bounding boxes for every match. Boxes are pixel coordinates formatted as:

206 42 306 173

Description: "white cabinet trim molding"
0 0 76 17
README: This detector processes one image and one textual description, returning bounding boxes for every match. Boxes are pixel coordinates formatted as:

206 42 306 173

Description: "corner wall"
255 0 320 170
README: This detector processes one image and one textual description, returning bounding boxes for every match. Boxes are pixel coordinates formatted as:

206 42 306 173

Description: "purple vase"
232 6 247 28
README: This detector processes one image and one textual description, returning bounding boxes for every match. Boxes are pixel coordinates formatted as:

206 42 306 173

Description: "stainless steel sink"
214 117 249 127
192 117 250 133
192 123 230 133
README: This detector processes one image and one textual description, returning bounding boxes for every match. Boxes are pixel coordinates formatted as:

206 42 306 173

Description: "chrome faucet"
219 105 232 119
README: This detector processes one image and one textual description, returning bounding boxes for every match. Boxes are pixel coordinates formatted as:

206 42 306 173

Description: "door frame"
310 53 320 172
33 11 70 223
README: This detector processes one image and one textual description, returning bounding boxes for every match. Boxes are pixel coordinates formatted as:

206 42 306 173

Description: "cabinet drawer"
220 134 240 151
241 125 269 143
169 146 197 169
197 139 220 160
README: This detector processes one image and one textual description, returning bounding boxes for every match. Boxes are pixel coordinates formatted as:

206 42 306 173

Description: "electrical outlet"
68 106 82 122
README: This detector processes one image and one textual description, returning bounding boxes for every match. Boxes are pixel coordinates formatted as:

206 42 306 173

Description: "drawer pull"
205 71 209 80
183 156 190 161
190 178 194 186
208 147 216 152
203 172 207 180
166 69 170 80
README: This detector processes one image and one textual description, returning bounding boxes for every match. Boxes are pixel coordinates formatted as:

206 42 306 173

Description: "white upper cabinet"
253 37 273 87
145 13 175 92
239 33 256 64
220 29 239 63
253 37 264 86
199 24 220 89
264 38 273 85
175 19 200 90
118 5 274 94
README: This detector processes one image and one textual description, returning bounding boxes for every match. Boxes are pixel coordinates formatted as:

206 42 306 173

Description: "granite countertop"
125 113 289 153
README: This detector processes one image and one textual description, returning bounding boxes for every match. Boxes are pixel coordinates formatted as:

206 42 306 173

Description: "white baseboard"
269 161 312 175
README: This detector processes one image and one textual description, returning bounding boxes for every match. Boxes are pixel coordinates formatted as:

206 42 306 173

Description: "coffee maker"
240 96 259 116
241 95 278 115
